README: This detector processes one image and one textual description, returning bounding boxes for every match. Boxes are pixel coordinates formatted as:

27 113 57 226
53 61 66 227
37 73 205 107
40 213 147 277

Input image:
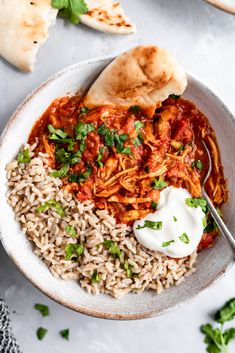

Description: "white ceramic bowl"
0 57 234 320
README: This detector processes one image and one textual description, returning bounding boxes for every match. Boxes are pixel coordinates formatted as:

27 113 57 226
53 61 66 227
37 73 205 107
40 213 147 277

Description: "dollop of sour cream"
134 186 205 258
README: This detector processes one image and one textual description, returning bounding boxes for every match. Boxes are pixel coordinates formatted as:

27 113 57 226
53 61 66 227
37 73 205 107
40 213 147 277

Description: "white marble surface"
0 0 235 352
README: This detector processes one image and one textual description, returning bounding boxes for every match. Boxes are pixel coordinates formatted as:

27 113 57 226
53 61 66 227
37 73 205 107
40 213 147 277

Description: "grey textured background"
0 0 235 352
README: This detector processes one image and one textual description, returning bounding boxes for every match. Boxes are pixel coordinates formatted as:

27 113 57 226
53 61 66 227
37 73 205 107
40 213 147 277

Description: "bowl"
204 0 235 15
0 57 234 320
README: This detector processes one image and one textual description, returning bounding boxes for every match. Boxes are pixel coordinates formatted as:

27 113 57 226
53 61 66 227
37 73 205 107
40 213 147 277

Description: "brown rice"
6 143 197 298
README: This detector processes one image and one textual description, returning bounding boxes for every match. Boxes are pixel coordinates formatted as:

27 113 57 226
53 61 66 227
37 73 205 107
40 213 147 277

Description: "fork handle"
202 190 235 255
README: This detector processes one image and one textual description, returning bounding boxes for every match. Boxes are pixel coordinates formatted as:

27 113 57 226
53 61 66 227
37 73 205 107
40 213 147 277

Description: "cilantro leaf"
123 261 133 278
51 163 70 178
162 240 175 247
215 298 235 324
151 201 158 209
96 147 106 168
129 106 141 113
98 123 114 147
37 327 48 340
52 0 88 24
192 159 203 170
65 225 77 238
223 328 235 345
36 199 65 216
68 165 92 184
34 303 49 317
136 220 162 231
48 124 68 139
179 232 190 244
152 177 168 190
133 133 143 146
91 269 100 283
80 107 90 114
60 328 70 340
134 120 144 131
169 94 181 99
75 122 95 140
173 216 177 222
103 239 121 259
185 197 207 212
65 243 84 260
17 148 31 164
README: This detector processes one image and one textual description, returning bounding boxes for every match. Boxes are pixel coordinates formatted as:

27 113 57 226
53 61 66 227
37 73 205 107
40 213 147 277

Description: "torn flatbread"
0 0 58 72
80 0 136 34
84 45 187 115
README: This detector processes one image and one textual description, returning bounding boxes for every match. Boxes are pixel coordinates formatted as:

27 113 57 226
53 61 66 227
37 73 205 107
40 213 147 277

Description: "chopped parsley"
36 200 65 216
185 197 207 212
123 261 133 278
152 177 168 190
179 232 190 244
37 327 48 340
169 94 181 99
91 269 100 283
173 216 177 222
80 107 90 114
151 201 158 209
51 163 70 178
162 240 175 247
59 329 70 341
129 105 141 113
75 122 95 140
68 165 92 184
47 124 68 140
96 147 106 168
65 225 77 238
17 148 31 164
133 134 143 146
55 148 81 165
144 166 150 173
192 159 203 170
98 123 131 155
34 303 49 317
136 220 162 231
51 0 88 24
134 120 144 131
103 239 121 259
65 243 84 260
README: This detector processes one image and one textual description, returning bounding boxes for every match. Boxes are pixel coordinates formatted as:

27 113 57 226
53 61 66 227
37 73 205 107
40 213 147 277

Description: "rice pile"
6 143 197 298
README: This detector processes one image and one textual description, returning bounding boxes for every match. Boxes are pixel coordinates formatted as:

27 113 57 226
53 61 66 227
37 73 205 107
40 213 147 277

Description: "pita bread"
0 0 58 72
80 0 136 34
84 46 187 115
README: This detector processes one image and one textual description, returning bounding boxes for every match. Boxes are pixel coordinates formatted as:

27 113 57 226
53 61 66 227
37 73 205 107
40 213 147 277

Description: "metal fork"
201 141 235 254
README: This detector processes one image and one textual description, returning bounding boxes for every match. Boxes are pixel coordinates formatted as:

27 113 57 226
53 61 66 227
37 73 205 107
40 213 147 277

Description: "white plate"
0 57 234 319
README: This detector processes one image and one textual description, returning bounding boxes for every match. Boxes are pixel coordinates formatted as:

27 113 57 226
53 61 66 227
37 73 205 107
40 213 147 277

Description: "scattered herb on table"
59 329 70 341
34 303 49 317
17 148 31 164
201 298 235 353
173 216 177 222
51 0 88 24
37 327 48 340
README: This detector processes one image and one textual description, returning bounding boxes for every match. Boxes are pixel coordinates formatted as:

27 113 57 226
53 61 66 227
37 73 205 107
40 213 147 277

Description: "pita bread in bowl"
84 45 187 116
0 0 58 72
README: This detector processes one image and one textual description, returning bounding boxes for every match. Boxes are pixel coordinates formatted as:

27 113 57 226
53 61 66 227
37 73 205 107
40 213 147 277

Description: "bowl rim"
0 55 234 320
204 0 235 15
